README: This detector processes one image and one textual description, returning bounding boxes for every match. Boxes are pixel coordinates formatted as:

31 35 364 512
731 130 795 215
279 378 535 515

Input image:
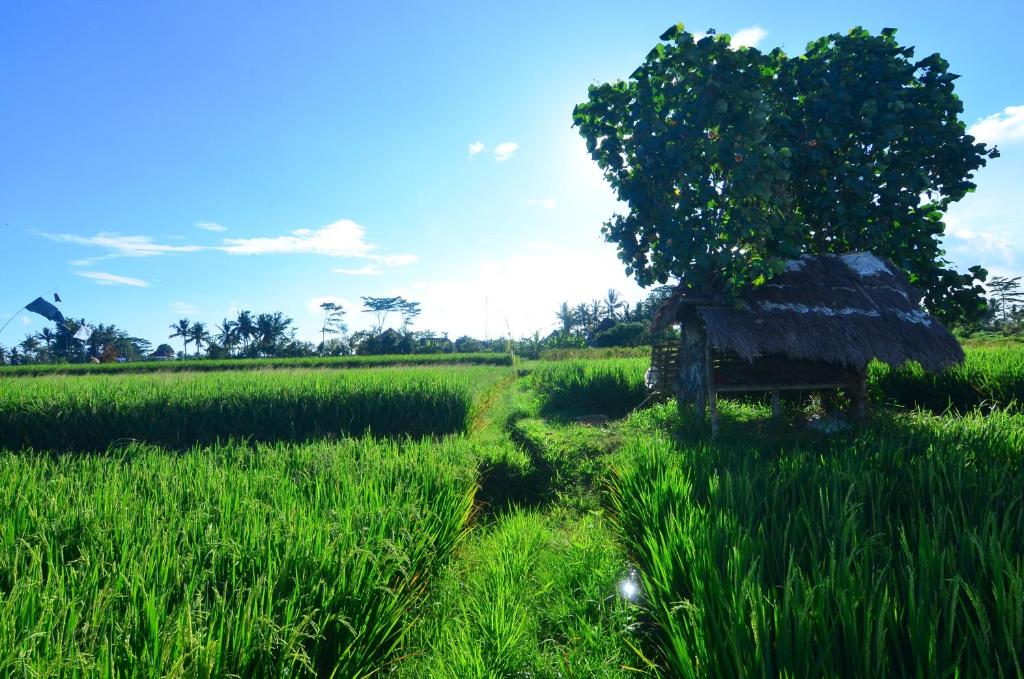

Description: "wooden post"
771 390 781 419
706 339 718 436
850 371 868 420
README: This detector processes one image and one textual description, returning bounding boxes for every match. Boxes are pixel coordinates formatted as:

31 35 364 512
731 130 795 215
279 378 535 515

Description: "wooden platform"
649 341 868 434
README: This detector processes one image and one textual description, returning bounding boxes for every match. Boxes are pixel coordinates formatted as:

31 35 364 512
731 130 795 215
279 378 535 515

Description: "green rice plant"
534 342 1024 417
531 359 647 418
538 346 651 361
397 509 644 678
0 366 510 452
0 437 477 678
608 410 1024 677
870 343 1024 413
0 352 514 378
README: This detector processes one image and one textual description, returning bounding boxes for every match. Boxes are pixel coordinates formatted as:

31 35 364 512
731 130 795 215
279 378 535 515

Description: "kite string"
0 306 27 339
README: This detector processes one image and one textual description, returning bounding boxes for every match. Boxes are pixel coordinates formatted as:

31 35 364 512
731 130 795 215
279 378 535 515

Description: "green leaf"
659 23 684 41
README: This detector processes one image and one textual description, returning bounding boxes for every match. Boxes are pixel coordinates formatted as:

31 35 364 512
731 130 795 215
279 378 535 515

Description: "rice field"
0 352 513 378
870 342 1024 412
0 366 511 451
1 346 1023 675
531 359 647 417
0 438 477 677
608 405 1024 677
532 343 1024 417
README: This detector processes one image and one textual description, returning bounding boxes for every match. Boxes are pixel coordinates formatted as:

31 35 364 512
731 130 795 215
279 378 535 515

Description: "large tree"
573 24 998 324
319 302 347 348
360 296 420 334
398 300 421 332
361 296 404 334
986 276 1024 324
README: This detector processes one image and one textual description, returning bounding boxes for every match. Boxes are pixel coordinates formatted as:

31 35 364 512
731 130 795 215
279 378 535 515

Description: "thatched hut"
648 252 963 432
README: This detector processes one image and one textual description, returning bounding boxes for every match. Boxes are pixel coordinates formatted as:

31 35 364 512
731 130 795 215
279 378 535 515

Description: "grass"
531 359 648 418
538 347 651 361
0 352 514 377
0 366 511 452
608 403 1024 677
509 416 621 510
871 343 1024 413
0 437 477 678
397 509 642 678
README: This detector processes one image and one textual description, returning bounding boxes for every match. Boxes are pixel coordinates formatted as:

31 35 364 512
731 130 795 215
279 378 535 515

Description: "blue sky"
1 1 1021 347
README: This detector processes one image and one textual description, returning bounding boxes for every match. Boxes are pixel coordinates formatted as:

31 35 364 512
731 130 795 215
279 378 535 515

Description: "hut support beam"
706 340 719 436
850 372 868 420
771 390 781 419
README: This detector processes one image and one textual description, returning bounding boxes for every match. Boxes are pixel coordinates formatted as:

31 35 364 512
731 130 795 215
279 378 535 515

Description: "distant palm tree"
573 303 590 332
555 302 576 334
169 319 192 356
36 327 56 356
251 312 294 356
236 310 255 353
189 322 210 358
604 289 623 320
215 318 238 355
19 334 40 363
589 300 603 328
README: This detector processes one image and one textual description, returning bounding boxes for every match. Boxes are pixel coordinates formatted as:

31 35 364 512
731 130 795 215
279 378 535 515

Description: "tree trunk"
676 314 707 421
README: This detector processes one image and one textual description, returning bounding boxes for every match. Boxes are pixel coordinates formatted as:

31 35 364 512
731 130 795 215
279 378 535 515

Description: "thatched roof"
653 252 963 373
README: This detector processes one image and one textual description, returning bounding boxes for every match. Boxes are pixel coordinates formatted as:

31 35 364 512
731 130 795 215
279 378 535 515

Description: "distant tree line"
958 276 1024 339
544 286 675 351
0 288 679 366
0 319 151 366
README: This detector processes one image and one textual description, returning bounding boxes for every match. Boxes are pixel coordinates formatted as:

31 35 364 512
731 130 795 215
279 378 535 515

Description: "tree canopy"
573 24 999 323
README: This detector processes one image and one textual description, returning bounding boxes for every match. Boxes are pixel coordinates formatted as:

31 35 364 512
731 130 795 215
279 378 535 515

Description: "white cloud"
968 105 1024 146
332 265 384 276
218 220 416 268
221 220 376 257
526 198 557 209
21 316 31 326
731 25 767 49
76 271 150 287
524 240 556 253
494 142 519 162
172 301 198 315
41 232 204 260
195 221 227 232
945 223 1014 252
378 253 418 267
41 220 414 267
942 197 1023 279
398 248 644 338
468 141 486 156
